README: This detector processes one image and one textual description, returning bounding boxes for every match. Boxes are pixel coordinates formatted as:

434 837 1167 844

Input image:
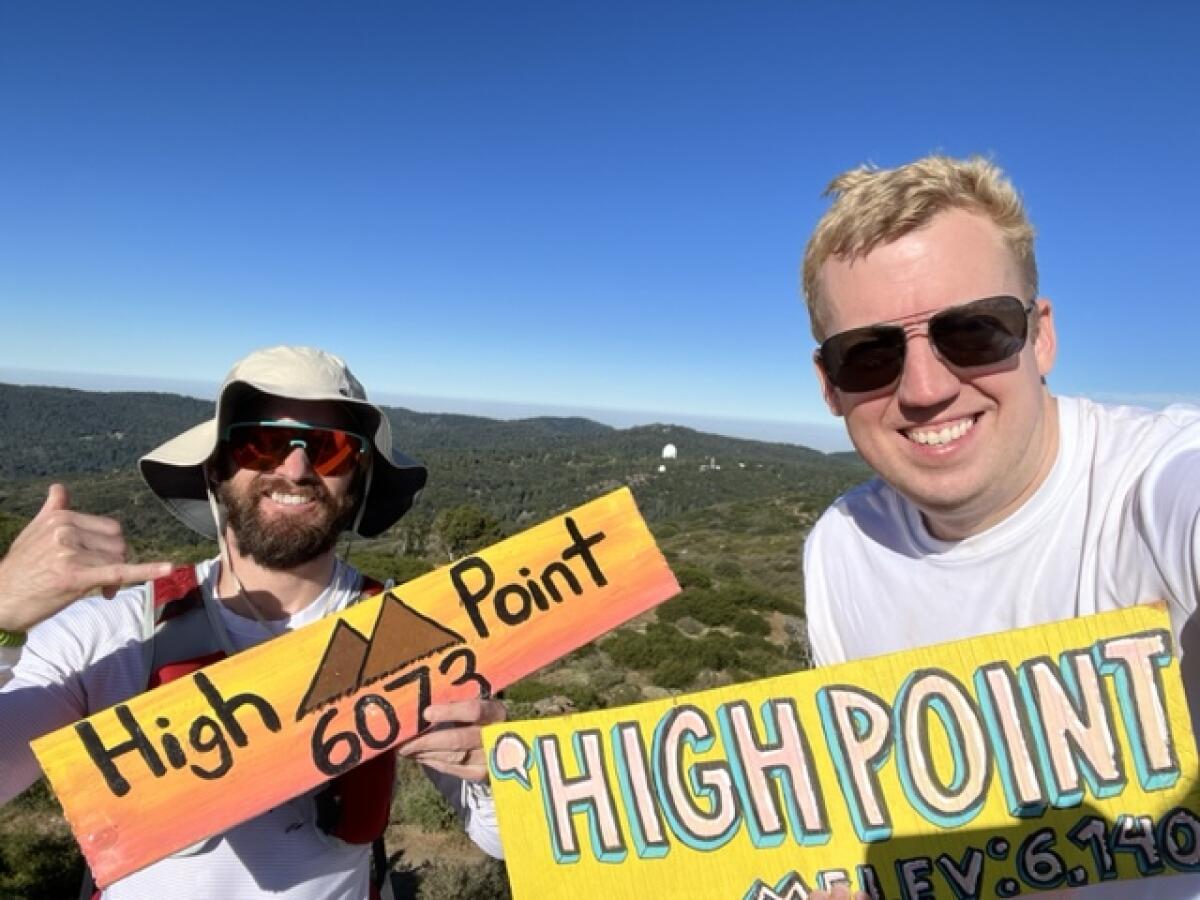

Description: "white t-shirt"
804 395 1200 898
0 557 501 899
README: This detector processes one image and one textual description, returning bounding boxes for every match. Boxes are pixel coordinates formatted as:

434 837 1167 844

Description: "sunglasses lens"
821 328 907 392
228 426 292 471
226 424 363 475
304 429 362 476
931 296 1029 368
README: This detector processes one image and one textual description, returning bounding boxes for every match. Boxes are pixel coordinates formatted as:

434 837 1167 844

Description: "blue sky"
2 2 1197 451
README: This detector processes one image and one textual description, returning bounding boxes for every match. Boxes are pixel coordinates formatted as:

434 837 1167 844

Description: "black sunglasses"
817 295 1037 393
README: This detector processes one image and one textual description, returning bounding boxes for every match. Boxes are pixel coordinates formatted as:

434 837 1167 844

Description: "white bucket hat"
139 346 427 539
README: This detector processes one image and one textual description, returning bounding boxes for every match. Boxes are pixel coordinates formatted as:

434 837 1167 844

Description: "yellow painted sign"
32 488 679 888
484 604 1200 898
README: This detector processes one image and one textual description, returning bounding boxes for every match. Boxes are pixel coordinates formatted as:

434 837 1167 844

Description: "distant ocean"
0 367 855 453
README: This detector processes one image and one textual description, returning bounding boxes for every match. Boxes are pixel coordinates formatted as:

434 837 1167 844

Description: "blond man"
802 157 1200 899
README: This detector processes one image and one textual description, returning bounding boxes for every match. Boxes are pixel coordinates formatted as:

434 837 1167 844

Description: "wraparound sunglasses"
222 420 368 476
816 295 1037 393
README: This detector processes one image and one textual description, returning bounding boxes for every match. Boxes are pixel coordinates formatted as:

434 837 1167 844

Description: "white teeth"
270 492 310 505
906 417 975 446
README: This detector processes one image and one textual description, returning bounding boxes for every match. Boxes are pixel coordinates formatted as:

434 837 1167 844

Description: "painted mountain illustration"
296 592 465 719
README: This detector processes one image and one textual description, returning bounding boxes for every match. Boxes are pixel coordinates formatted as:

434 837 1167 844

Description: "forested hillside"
0 383 864 552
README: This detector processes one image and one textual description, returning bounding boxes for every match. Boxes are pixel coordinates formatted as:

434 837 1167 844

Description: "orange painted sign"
32 487 678 887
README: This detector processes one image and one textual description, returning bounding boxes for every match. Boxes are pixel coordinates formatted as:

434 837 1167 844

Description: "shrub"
713 559 742 578
0 829 85 899
394 761 458 832
391 555 435 585
582 665 626 692
565 641 599 661
503 679 558 703
679 589 740 627
652 657 700 691
606 683 643 707
349 551 434 587
604 624 691 669
564 682 604 712
415 859 512 900
602 631 659 670
732 610 771 637
694 632 740 670
673 563 712 590
644 621 686 645
737 647 790 678
430 505 503 560
10 779 56 810
787 639 813 670
655 595 688 623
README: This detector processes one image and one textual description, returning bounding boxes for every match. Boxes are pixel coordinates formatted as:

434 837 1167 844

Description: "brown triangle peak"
295 619 370 720
359 592 465 687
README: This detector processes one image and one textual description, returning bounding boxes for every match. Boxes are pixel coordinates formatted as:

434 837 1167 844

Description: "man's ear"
813 351 844 417
1032 297 1057 378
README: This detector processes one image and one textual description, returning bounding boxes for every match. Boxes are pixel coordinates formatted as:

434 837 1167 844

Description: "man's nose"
276 444 316 479
894 334 961 409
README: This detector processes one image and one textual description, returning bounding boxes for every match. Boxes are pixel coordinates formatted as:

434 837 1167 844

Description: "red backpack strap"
151 565 202 617
359 574 386 596
146 565 228 689
320 749 398 844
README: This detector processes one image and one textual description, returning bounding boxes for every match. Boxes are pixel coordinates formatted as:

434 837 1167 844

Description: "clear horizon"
0 366 856 453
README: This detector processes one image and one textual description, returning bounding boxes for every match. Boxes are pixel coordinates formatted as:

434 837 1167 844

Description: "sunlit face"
217 398 364 569
813 209 1058 539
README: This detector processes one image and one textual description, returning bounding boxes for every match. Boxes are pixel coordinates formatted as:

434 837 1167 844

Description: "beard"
218 473 360 570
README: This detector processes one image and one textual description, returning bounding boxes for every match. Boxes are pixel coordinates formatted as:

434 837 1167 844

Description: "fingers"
423 697 507 727
81 561 175 593
39 483 70 517
399 722 490 781
399 724 483 759
34 485 122 538
401 698 508 783
49 508 124 539
54 526 127 558
0 485 173 633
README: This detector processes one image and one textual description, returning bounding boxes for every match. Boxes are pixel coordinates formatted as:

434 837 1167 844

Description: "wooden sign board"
484 604 1200 898
32 487 679 887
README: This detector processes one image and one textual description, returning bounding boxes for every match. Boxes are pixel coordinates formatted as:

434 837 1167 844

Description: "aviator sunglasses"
817 295 1037 393
222 420 368 476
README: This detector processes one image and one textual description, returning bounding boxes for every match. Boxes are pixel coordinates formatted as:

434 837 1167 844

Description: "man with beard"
0 346 504 899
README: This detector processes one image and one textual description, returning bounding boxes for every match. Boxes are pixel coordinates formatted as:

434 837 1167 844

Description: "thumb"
38 483 70 517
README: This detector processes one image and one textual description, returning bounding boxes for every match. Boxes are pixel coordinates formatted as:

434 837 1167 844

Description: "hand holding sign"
399 696 508 781
0 484 172 633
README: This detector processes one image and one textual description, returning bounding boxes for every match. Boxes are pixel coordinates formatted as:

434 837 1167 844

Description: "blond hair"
802 155 1038 340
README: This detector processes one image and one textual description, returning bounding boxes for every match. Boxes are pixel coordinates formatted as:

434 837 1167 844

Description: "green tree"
429 505 503 561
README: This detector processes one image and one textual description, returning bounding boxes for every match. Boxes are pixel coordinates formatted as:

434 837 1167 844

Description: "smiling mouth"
267 491 315 506
903 415 978 447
